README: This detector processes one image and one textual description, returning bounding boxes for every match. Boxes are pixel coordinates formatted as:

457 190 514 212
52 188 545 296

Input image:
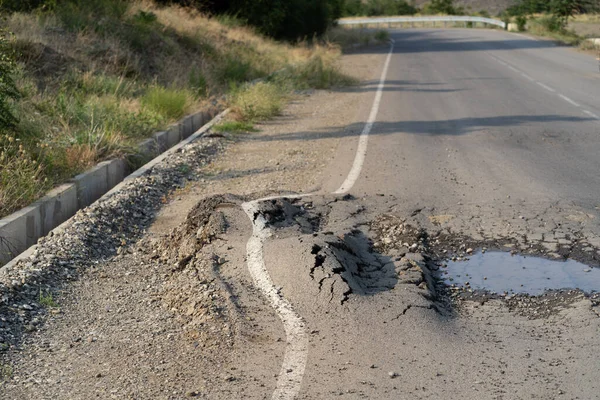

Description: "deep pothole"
442 251 600 296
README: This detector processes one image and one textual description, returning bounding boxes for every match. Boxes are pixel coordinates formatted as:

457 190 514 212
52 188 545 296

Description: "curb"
0 107 227 267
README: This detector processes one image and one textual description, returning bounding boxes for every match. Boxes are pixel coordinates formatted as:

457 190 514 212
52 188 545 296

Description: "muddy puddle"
442 251 600 295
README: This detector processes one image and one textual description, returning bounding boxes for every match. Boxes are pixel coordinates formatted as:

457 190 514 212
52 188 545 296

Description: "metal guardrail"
339 16 507 29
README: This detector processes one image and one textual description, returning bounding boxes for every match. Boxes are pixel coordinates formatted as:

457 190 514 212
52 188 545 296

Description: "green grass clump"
231 82 285 121
213 120 257 133
39 289 58 308
374 30 390 42
141 87 190 121
0 363 13 381
283 51 357 90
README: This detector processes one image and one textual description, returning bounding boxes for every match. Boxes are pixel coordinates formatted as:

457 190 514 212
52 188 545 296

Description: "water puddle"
442 251 600 295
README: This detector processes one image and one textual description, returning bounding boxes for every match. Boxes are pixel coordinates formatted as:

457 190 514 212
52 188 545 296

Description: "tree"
550 0 589 25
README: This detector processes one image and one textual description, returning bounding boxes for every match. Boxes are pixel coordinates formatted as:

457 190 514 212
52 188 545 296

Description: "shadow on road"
254 115 595 142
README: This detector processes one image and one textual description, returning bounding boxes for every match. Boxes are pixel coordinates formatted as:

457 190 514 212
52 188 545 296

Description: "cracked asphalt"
2 28 600 399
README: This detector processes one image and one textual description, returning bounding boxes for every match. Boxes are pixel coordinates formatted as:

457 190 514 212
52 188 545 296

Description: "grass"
231 82 285 121
323 26 391 48
39 289 58 308
526 16 584 46
0 0 359 219
516 14 600 49
213 121 258 133
0 363 13 381
141 87 190 121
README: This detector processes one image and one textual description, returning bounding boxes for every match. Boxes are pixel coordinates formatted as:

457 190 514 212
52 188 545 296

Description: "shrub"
516 14 528 31
538 14 565 32
375 30 390 42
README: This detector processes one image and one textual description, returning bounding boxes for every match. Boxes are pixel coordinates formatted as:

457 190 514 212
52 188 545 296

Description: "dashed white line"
558 94 580 107
242 39 396 399
535 82 555 92
334 39 396 194
491 55 596 116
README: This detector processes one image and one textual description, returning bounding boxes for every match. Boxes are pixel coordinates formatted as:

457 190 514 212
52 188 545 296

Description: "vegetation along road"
2 1 600 400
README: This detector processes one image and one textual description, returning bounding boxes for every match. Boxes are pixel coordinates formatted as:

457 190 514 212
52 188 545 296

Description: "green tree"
550 0 588 25
0 30 19 130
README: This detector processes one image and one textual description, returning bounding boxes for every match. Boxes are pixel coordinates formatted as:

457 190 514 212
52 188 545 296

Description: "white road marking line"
507 65 520 73
584 110 600 119
520 72 534 81
558 94 580 107
536 82 556 92
242 40 396 399
242 197 309 400
334 39 396 194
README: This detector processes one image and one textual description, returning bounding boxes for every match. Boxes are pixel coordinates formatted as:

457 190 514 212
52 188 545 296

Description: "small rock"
388 371 398 378
466 248 473 254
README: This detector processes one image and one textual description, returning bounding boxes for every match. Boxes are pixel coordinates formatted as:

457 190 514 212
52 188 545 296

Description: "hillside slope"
0 0 354 218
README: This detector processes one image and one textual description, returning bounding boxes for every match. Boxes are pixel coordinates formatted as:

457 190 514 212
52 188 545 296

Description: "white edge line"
334 39 396 195
536 82 556 93
558 94 580 107
583 110 600 119
520 72 534 81
241 39 396 399
242 197 309 400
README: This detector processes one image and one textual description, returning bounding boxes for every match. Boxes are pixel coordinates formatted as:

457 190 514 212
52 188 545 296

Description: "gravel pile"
0 137 223 351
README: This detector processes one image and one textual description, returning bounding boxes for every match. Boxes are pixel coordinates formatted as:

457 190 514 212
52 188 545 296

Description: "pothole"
442 251 600 296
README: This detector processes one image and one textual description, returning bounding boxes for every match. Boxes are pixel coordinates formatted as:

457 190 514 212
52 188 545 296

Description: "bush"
538 14 565 32
516 14 528 31
0 30 19 130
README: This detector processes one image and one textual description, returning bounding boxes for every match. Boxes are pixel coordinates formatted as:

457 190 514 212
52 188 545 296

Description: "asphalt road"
325 29 600 204
256 29 600 399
